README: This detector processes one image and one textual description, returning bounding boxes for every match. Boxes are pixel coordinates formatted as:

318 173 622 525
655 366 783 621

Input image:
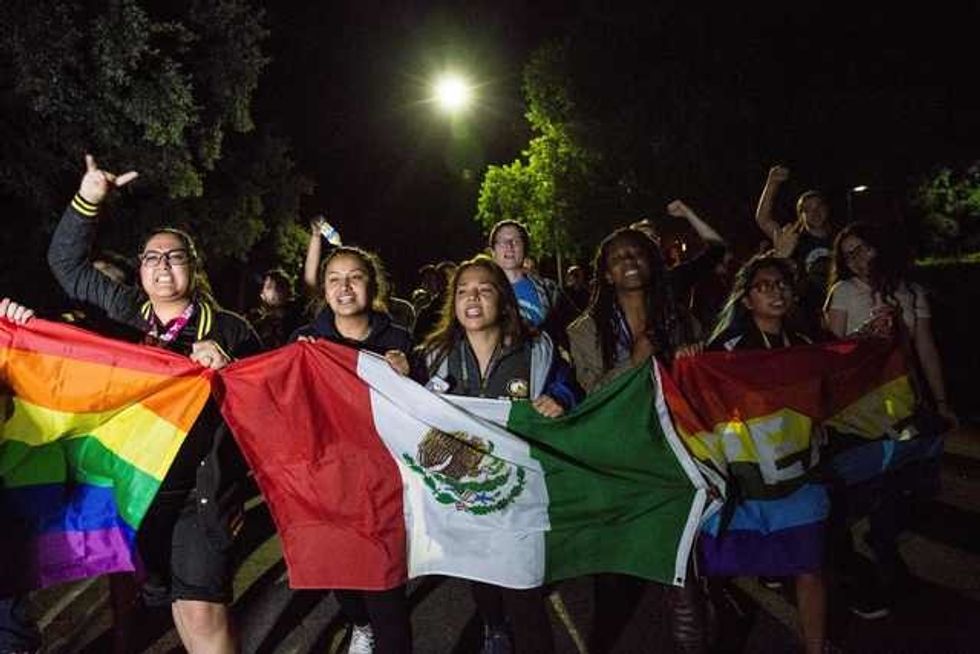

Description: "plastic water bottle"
319 221 342 246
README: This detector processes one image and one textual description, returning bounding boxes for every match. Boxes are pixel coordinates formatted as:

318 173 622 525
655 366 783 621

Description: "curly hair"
585 227 691 366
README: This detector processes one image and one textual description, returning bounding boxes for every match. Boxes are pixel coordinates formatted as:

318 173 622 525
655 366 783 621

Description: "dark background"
254 1 977 282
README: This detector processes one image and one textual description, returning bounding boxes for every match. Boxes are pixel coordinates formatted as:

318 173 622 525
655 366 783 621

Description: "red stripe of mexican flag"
217 341 711 590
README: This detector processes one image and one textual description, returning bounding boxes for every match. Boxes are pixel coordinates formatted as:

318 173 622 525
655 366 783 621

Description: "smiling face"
841 234 876 281
454 265 502 334
324 253 372 317
742 265 793 323
603 234 652 291
491 225 527 274
139 232 193 304
799 194 830 231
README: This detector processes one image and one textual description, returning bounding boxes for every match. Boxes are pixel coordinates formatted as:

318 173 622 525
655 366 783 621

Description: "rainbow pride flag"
668 339 917 575
0 319 211 592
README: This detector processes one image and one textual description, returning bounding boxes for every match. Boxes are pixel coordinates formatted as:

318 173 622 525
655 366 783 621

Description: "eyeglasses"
750 278 791 294
139 249 192 267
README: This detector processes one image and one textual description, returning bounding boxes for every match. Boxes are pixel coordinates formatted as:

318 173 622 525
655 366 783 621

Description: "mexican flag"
216 341 711 591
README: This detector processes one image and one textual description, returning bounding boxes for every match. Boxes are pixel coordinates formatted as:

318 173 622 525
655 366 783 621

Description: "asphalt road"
27 427 980 653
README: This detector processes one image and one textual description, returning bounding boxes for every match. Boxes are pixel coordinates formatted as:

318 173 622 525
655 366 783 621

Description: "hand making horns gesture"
77 154 139 205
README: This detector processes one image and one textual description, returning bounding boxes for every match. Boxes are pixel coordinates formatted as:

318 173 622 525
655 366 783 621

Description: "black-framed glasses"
139 249 192 268
750 278 790 294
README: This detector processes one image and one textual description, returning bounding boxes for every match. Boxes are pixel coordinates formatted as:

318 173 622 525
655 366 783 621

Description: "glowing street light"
432 74 473 114
847 184 870 220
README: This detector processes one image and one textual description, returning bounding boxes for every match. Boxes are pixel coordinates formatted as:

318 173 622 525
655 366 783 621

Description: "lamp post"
846 184 869 222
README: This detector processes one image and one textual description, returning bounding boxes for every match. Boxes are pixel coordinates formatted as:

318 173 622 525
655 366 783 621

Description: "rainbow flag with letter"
0 319 211 592
669 339 919 575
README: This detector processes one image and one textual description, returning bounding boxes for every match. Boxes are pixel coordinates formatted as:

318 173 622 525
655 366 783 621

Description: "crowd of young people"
0 157 957 654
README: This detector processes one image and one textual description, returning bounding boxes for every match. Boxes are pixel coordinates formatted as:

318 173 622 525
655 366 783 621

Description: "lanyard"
147 303 196 344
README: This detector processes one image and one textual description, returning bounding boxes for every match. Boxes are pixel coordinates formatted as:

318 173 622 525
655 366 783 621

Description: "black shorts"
137 489 236 607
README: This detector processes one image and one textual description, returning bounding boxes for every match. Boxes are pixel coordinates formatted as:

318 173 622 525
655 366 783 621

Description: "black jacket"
48 203 261 500
292 307 413 355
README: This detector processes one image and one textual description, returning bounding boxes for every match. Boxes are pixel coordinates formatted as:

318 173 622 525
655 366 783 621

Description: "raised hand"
772 223 801 258
666 200 692 218
767 165 790 185
309 214 328 234
78 154 138 205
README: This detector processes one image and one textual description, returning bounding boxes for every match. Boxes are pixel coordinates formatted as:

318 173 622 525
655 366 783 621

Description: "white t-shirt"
824 277 930 335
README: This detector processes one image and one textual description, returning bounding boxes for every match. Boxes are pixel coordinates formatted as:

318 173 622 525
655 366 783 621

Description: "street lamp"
846 184 869 221
432 74 473 114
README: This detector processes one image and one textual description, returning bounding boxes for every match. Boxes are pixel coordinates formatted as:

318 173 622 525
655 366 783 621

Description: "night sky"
252 1 977 284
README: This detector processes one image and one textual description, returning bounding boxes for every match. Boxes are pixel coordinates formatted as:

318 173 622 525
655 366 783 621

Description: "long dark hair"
140 227 216 307
317 245 389 314
709 253 798 344
421 255 527 366
585 227 690 366
829 222 907 303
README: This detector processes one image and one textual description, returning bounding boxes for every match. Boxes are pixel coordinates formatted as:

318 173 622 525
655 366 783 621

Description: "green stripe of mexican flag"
218 342 712 591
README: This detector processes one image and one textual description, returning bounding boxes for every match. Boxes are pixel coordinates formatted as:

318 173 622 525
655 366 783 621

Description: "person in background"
249 267 306 349
630 200 728 333
822 221 955 619
690 249 735 333
754 165 836 332
488 220 560 331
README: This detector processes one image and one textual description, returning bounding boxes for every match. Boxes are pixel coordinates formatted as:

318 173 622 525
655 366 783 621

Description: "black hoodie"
291 307 413 355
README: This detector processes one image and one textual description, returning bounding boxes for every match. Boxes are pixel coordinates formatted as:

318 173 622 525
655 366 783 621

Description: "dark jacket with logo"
417 331 581 409
47 203 262 520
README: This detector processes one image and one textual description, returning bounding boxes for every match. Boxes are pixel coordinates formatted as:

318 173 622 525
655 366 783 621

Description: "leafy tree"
476 43 604 263
912 162 980 256
0 0 311 306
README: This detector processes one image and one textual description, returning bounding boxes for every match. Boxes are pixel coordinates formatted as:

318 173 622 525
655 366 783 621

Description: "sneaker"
848 588 890 620
347 623 375 654
758 576 784 590
481 625 513 654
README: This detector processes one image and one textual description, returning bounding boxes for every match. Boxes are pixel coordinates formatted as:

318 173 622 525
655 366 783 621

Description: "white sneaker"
347 623 375 654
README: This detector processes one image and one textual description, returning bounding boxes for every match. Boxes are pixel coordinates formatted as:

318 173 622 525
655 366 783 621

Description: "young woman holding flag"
416 254 580 654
